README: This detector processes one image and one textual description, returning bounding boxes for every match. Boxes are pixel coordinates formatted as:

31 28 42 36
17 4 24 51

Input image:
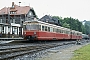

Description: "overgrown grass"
71 44 90 60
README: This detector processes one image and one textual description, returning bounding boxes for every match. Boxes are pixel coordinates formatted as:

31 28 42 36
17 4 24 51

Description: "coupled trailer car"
23 20 82 41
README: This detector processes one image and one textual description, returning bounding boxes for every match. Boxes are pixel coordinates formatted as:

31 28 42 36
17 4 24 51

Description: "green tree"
81 25 86 34
52 16 85 33
85 22 90 34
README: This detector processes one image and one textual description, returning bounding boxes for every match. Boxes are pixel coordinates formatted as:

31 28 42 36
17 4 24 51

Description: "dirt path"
36 42 90 60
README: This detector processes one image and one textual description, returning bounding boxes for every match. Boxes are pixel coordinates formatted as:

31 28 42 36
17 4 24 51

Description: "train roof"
23 20 39 23
23 20 82 34
24 20 61 27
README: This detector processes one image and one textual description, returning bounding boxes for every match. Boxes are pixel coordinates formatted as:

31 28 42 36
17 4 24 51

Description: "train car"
23 20 82 41
82 34 89 40
70 30 82 40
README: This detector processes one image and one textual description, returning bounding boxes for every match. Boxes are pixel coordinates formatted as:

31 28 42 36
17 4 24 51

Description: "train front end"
23 21 40 41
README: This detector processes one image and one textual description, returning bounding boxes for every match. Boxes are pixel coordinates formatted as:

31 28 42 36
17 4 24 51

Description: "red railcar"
23 20 82 41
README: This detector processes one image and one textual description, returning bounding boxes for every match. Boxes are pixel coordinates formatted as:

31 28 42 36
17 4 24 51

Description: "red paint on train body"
23 30 82 40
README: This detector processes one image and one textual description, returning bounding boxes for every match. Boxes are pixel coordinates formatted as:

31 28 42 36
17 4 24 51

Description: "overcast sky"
0 0 90 21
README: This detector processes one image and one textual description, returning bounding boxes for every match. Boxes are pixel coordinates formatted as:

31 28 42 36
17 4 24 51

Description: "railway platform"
0 37 24 44
0 37 23 40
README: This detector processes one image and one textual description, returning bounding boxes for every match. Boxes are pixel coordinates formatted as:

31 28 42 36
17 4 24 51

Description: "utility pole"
2 12 4 34
8 7 10 38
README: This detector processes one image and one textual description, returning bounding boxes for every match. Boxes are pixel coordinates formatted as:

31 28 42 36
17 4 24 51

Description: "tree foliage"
85 21 90 34
52 16 88 34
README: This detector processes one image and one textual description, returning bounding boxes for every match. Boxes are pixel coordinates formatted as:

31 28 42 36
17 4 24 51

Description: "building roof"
0 2 31 15
39 15 62 26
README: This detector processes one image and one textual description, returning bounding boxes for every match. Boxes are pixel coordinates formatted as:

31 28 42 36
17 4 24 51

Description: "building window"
10 11 16 14
11 19 15 23
20 19 23 24
46 19 49 22
10 11 12 14
6 20 8 23
13 19 15 23
29 11 32 16
0 19 2 23
12 5 15 8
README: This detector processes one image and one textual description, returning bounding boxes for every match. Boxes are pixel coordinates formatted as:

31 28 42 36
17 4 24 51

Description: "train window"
25 24 39 30
74 32 75 35
56 29 58 33
66 31 68 34
76 33 77 35
73 32 74 35
61 30 63 33
68 31 70 34
39 25 41 30
53 28 54 32
62 30 65 33
66 31 67 34
47 27 48 31
64 30 66 33
71 32 73 35
48 27 50 32
60 30 62 33
55 29 56 32
67 31 69 34
42 26 44 31
72 32 73 35
68 31 69 34
45 26 47 31
63 30 64 33
26 25 30 30
64 30 66 34
53 28 56 32
62 30 64 33
59 29 60 33
59 29 61 33
57 29 59 33
59 30 61 33
50 27 53 32
78 33 80 36
31 24 39 30
70 31 71 34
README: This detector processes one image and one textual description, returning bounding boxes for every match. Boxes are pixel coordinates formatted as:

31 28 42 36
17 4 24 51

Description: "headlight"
34 32 36 34
24 32 26 34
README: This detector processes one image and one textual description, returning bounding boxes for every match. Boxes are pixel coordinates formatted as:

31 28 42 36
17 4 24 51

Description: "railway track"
0 40 88 60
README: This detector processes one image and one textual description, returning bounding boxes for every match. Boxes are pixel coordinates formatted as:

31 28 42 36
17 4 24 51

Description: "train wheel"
76 39 81 45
